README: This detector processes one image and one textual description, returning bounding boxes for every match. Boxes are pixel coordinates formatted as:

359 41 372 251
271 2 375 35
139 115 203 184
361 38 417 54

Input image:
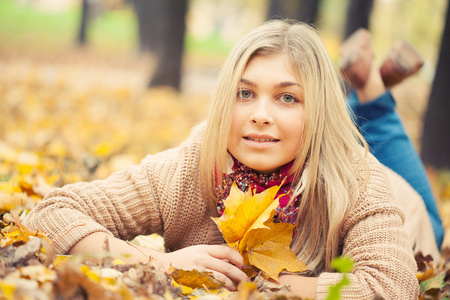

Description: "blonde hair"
199 20 368 274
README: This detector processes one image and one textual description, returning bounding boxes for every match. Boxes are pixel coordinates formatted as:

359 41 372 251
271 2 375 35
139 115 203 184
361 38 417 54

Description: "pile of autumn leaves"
0 213 182 299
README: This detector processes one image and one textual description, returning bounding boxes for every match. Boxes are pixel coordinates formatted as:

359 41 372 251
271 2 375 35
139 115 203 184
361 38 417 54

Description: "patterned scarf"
216 155 301 224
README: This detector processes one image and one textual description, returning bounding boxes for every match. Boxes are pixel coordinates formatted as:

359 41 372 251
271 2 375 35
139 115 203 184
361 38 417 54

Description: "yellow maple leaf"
212 183 308 281
213 183 279 244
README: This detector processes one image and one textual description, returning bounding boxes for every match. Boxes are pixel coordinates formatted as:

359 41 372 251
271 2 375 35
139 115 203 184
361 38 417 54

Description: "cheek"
286 115 305 150
285 112 304 136
230 107 245 134
231 104 244 121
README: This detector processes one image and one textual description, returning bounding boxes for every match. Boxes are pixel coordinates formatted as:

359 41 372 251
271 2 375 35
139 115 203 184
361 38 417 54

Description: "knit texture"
314 156 419 299
24 122 419 299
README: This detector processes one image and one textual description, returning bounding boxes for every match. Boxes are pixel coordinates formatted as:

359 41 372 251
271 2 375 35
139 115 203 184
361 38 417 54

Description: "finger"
207 269 236 291
206 245 244 269
202 255 249 284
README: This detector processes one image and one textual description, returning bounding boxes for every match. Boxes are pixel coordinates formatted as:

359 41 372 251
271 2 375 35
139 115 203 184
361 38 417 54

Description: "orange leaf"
169 267 225 289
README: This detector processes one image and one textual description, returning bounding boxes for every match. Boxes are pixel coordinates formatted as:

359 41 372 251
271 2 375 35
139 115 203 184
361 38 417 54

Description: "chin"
248 164 279 174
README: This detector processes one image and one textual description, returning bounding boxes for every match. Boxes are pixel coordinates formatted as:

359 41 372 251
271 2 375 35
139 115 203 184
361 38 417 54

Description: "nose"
250 98 274 125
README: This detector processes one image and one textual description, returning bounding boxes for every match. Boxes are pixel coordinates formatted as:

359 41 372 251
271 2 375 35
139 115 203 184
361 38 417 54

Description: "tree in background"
421 3 450 169
266 0 374 38
77 0 106 46
344 0 374 38
132 0 187 90
78 0 89 45
77 0 188 90
267 0 319 25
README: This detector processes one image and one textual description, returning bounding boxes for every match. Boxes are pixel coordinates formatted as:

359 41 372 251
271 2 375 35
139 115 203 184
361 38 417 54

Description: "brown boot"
380 40 424 88
339 28 374 89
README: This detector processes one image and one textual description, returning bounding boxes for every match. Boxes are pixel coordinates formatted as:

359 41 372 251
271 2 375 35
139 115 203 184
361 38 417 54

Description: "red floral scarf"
216 155 301 224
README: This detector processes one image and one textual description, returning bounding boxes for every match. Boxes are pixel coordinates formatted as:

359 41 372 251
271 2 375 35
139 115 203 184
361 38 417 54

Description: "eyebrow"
240 78 302 88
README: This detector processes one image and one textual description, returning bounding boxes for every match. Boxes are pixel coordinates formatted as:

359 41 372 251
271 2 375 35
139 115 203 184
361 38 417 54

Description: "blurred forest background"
0 0 450 242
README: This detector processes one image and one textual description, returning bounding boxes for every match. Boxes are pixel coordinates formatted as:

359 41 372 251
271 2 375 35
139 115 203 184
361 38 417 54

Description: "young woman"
24 20 419 299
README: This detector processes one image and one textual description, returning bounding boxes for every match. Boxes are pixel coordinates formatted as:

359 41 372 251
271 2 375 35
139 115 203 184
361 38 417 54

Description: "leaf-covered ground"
0 51 449 299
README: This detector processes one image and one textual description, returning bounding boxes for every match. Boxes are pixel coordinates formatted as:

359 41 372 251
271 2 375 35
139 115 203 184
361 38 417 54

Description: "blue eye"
280 94 296 104
237 89 253 99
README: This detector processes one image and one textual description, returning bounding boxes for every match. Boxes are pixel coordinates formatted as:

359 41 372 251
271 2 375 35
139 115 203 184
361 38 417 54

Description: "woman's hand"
69 233 248 290
155 244 250 291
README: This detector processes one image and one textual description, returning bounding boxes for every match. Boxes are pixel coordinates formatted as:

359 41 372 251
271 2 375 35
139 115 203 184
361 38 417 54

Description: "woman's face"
228 54 305 173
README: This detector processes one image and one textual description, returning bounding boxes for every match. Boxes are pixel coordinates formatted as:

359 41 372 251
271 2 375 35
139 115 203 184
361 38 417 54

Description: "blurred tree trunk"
77 0 104 46
78 0 89 45
132 0 187 90
421 4 450 169
344 0 374 38
267 0 319 25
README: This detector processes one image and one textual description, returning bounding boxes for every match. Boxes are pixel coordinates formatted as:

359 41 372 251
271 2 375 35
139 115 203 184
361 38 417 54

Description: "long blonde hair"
199 20 368 274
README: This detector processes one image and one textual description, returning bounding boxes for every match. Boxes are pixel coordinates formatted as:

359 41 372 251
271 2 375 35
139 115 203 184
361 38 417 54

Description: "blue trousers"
348 91 444 249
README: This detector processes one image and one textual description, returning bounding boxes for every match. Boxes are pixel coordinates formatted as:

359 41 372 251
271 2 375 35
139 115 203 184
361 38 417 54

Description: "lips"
244 137 279 142
244 134 280 143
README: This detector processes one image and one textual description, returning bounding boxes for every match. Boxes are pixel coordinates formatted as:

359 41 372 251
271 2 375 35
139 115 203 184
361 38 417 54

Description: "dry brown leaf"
415 251 436 283
168 267 225 289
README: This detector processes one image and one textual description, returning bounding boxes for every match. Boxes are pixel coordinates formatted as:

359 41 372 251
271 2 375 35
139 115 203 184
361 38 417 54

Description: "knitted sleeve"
23 123 207 255
315 154 419 299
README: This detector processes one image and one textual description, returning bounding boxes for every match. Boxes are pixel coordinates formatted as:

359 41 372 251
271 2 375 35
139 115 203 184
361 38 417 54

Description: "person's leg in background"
340 28 444 249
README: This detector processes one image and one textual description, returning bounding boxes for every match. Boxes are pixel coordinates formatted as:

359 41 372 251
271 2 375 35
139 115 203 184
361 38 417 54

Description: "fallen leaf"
0 214 48 247
18 264 57 283
0 281 15 300
236 281 258 300
252 271 290 293
415 252 436 283
420 273 445 294
169 267 225 290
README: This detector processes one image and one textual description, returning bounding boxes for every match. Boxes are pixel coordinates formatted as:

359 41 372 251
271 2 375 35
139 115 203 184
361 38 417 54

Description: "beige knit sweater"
24 123 420 299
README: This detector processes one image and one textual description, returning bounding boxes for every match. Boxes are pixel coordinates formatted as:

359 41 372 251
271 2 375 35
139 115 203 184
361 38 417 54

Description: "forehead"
242 54 301 84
